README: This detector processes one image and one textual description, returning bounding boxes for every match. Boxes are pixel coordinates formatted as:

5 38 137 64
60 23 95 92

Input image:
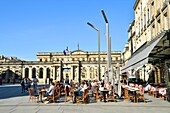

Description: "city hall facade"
0 50 122 84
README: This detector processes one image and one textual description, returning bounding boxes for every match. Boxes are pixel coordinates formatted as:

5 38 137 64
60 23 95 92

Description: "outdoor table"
39 89 46 103
128 88 139 103
100 89 109 102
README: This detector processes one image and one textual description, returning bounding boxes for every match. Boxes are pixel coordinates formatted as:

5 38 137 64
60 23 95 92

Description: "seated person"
44 82 56 99
107 82 114 96
78 81 88 96
91 80 98 87
144 83 151 92
104 81 110 90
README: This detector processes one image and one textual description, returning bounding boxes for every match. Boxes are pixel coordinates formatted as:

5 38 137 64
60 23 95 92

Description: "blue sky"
0 0 135 61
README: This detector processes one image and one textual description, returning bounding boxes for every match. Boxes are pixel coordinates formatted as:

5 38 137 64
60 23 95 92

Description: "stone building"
0 50 122 84
121 0 170 84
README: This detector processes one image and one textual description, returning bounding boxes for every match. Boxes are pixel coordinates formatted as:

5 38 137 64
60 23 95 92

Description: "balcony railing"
150 15 155 23
156 8 161 17
162 1 168 11
144 24 146 31
147 20 150 26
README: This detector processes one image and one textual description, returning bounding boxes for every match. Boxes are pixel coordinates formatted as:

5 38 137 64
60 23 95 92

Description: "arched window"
39 68 43 78
46 68 50 78
90 67 93 72
32 68 36 78
90 73 92 78
25 68 29 78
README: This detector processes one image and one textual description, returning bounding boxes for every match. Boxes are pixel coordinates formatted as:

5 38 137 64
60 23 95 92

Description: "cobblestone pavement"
0 84 170 113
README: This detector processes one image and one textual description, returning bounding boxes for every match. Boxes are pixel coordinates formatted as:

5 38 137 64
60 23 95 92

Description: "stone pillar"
36 67 39 79
87 66 90 80
59 66 62 81
6 67 9 83
22 67 25 78
70 66 74 80
157 67 161 83
29 67 32 79
52 66 56 80
53 66 57 80
56 66 59 81
42 67 47 83
77 66 80 83
154 67 158 83
165 60 169 84
12 68 15 78
59 61 63 81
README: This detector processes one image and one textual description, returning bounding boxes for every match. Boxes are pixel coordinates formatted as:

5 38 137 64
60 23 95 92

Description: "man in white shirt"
43 82 56 104
47 82 55 96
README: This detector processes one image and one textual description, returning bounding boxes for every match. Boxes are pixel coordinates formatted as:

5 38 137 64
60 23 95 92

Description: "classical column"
29 67 32 79
154 67 158 83
165 61 169 84
77 61 82 83
59 61 63 81
36 67 39 79
70 66 74 80
53 66 56 80
87 66 90 80
77 66 80 83
43 67 47 83
55 66 58 81
157 67 161 83
55 66 59 81
6 67 9 82
22 67 25 78
12 68 15 79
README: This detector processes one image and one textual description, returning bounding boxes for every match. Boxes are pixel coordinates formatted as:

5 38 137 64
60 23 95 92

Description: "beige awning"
121 31 167 74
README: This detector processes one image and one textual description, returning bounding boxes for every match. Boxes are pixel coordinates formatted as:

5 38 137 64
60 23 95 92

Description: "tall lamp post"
87 22 101 80
101 9 112 82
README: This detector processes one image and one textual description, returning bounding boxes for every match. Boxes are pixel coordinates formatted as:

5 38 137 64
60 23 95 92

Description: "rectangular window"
147 9 150 21
151 2 154 16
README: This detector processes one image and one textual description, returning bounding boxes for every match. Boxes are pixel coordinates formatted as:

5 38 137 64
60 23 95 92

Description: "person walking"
26 78 32 90
65 75 69 86
32 77 39 93
20 78 25 93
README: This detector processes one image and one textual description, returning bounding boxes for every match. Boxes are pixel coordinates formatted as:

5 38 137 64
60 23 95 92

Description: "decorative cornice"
128 20 135 32
134 0 140 10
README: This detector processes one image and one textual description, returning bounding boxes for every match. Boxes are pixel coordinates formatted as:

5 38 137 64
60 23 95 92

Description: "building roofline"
133 0 140 10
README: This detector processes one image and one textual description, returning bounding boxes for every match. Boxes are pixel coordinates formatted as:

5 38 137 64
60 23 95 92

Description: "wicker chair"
136 87 146 103
76 88 88 104
65 86 74 103
28 88 39 102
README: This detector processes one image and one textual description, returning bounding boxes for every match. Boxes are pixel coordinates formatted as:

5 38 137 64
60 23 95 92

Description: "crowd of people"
21 75 118 103
20 77 39 93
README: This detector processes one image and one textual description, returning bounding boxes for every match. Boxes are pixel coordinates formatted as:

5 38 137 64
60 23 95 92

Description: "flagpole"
77 43 80 50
